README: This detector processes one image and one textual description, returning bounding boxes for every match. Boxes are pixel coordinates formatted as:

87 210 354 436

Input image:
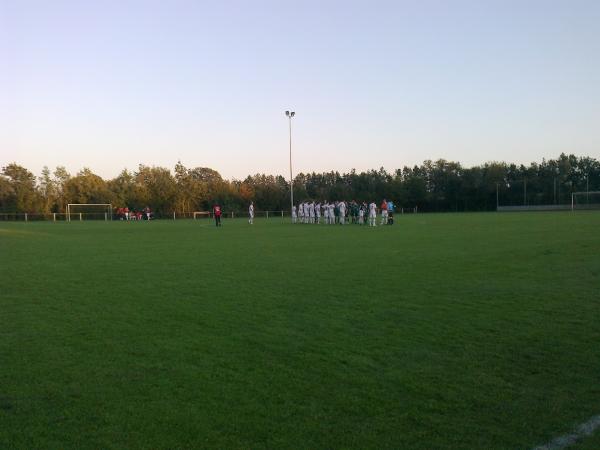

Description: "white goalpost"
66 203 113 221
571 192 600 211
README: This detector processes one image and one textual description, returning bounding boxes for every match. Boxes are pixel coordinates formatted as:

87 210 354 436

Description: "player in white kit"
248 202 254 224
292 205 297 223
328 203 335 224
369 202 377 226
315 203 321 224
338 201 346 225
309 202 315 224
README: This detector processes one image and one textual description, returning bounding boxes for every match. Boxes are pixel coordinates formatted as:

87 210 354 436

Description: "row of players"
116 207 153 220
290 200 394 226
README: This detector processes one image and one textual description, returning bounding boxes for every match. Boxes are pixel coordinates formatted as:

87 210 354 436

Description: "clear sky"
2 0 599 179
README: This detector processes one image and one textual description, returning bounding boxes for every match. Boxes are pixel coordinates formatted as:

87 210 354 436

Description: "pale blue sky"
1 0 599 179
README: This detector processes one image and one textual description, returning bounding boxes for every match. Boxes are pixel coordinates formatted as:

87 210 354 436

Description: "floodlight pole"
496 182 499 210
586 174 589 203
285 110 295 221
555 167 560 204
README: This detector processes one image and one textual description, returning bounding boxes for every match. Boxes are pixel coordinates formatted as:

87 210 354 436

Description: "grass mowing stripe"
533 415 600 450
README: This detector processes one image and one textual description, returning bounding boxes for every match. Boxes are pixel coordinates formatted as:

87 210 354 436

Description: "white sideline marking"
533 415 600 450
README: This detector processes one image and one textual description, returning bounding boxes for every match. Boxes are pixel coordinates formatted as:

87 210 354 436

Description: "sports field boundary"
533 414 600 449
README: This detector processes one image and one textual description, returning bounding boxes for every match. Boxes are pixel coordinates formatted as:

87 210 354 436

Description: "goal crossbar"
193 211 210 219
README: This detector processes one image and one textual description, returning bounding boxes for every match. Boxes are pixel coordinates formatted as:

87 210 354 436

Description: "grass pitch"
1 212 600 449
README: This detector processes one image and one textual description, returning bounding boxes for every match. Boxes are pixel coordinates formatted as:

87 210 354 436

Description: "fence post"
266 211 269 219
231 212 234 219
53 213 56 222
173 211 176 220
104 212 108 221
25 213 28 222
79 213 82 221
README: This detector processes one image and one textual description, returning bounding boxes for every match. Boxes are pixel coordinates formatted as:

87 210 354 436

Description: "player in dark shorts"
213 204 222 227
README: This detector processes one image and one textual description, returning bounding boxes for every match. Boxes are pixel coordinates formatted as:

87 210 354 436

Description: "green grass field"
1 212 600 449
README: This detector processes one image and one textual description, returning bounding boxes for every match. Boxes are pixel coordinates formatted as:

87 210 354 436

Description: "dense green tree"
64 168 111 205
243 174 288 210
173 162 210 213
107 169 136 209
38 166 58 213
2 154 599 215
52 166 71 212
134 165 178 216
1 163 43 212
0 175 16 213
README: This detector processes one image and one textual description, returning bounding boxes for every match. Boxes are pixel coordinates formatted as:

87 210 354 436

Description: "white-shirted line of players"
248 199 394 226
290 200 394 226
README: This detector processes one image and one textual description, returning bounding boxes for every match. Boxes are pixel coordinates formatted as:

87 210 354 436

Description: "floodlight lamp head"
285 111 290 116
291 111 295 117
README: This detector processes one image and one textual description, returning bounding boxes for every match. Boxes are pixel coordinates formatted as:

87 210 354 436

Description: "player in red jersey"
380 199 388 225
213 204 222 227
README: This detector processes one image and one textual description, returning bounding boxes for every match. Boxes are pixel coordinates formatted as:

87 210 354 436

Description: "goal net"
193 211 211 220
67 203 113 221
571 192 600 211
400 206 418 214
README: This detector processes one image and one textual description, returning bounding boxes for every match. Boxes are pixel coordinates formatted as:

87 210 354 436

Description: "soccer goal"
400 206 418 214
193 211 211 220
571 192 600 211
67 204 113 221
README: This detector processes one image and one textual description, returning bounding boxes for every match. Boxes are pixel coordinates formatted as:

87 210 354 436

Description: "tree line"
1 154 599 216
